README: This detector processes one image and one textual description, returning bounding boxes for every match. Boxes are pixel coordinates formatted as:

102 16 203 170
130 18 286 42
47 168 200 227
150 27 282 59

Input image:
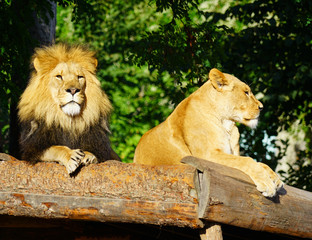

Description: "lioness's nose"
258 102 264 111
66 88 80 95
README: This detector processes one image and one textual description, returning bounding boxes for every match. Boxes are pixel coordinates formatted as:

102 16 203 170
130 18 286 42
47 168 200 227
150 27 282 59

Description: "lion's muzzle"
61 101 81 116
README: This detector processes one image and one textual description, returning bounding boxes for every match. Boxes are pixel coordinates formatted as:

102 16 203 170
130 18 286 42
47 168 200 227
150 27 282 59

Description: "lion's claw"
59 149 98 174
65 149 85 174
81 151 98 166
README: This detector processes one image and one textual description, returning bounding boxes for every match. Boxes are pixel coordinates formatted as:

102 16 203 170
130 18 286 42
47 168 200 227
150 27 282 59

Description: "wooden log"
200 224 223 240
0 155 202 228
1 154 312 239
182 156 312 239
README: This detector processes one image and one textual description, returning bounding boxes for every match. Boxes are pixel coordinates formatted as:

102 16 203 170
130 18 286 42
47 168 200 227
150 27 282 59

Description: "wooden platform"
0 153 311 239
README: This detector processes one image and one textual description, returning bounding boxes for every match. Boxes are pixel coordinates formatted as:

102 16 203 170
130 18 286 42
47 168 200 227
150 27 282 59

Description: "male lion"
134 68 283 197
18 44 120 174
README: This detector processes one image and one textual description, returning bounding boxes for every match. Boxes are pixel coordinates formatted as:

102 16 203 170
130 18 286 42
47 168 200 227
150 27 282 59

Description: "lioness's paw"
275 179 284 191
65 149 85 174
260 163 284 189
81 151 98 166
254 178 277 198
253 163 284 198
258 162 284 192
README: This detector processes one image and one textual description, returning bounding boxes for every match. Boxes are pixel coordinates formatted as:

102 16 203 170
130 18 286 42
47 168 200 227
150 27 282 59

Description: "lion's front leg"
40 146 85 174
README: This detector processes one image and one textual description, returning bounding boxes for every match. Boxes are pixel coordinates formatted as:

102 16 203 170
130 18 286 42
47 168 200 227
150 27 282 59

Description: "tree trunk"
9 0 56 158
29 0 56 46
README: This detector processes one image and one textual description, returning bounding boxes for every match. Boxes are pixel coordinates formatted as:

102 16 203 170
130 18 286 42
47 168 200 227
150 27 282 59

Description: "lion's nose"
66 88 80 95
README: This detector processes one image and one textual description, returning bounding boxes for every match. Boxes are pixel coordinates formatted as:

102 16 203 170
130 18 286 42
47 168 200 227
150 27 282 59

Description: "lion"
134 68 283 197
18 44 120 175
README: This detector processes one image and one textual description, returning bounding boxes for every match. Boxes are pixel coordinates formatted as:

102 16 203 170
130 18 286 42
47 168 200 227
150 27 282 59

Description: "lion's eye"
56 75 63 80
245 91 249 96
78 75 84 80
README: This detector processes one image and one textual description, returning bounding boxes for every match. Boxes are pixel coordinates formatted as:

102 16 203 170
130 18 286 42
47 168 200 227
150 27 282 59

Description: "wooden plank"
200 224 223 240
182 156 312 239
0 156 202 228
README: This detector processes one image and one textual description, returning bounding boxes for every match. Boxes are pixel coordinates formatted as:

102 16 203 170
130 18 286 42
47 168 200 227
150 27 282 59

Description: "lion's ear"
33 57 41 72
209 68 228 91
94 59 98 68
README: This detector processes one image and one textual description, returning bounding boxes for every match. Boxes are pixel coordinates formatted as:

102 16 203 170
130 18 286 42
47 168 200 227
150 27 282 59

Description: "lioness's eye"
78 75 84 80
56 75 63 80
245 91 249 96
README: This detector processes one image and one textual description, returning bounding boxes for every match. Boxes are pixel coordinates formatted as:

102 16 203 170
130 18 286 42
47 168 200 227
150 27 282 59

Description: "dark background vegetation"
1 0 311 190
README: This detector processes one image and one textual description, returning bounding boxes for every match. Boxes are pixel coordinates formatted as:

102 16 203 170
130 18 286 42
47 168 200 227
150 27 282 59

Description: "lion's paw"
253 163 284 198
81 151 98 166
65 149 85 174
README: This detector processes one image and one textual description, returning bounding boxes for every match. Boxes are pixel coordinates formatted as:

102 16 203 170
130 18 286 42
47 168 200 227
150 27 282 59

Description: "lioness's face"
224 75 263 129
50 62 86 116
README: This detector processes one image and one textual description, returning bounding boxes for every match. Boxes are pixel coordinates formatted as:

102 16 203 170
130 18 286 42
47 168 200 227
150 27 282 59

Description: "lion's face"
18 44 112 133
49 62 86 117
209 69 263 129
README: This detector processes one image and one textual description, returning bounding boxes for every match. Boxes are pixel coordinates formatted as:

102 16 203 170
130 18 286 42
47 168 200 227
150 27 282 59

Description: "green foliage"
131 2 226 96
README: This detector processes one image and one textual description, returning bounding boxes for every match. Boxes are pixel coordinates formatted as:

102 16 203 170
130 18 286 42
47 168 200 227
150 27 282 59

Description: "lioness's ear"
209 68 228 91
33 57 41 72
93 59 98 68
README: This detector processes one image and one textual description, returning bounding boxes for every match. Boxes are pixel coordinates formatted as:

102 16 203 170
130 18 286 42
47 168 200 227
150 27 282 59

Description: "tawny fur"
18 44 120 174
134 68 283 197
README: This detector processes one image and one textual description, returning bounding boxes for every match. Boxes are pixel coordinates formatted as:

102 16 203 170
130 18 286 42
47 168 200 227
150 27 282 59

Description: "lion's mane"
18 44 115 162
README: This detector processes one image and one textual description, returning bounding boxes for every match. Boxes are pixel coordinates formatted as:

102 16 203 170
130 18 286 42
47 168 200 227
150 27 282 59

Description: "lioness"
134 68 283 197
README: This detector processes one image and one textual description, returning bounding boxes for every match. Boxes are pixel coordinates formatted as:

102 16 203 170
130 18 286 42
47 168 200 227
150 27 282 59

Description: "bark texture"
1 154 312 239
0 155 200 228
